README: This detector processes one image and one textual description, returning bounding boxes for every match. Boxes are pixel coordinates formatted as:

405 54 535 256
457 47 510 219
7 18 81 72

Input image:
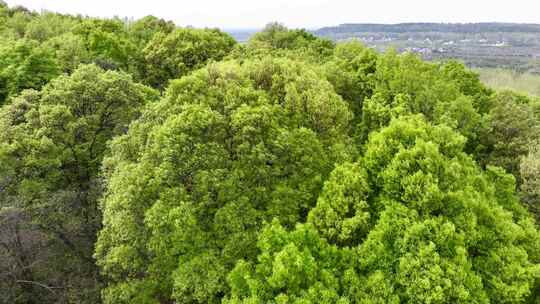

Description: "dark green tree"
479 91 540 180
520 140 540 222
0 64 157 303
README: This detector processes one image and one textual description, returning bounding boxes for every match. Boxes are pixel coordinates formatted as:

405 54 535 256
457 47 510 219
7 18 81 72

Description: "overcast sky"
5 0 540 29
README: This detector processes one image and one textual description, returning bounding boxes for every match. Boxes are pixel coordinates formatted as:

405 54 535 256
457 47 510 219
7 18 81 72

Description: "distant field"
477 68 540 96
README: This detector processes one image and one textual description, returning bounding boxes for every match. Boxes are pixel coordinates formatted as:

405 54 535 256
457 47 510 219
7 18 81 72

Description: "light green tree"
95 57 355 303
0 39 59 104
227 116 540 303
142 28 236 89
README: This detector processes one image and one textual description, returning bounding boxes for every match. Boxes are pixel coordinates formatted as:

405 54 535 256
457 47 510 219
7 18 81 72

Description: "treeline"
0 3 539 304
315 22 540 35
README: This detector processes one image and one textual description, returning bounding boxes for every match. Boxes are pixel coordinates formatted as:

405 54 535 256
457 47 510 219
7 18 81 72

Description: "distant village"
314 28 540 73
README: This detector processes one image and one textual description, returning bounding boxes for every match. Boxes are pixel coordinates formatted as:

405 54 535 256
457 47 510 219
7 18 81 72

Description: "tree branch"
15 280 62 293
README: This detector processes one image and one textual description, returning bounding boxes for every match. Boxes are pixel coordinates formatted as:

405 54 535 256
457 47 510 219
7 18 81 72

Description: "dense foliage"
0 64 157 303
142 28 236 89
0 3 539 304
227 116 539 303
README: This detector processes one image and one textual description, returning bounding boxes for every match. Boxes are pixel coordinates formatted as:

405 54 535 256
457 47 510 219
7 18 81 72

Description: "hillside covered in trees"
0 3 539 304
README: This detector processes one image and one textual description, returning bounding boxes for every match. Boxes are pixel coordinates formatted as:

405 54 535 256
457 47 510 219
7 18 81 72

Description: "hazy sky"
5 0 540 29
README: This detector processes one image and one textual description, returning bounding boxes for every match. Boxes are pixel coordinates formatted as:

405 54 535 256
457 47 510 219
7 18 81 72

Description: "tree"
323 41 378 136
128 15 175 44
4 9 33 38
0 4 538 303
479 91 540 180
227 116 540 303
226 221 353 304
44 33 91 74
353 116 538 303
0 39 59 104
439 60 493 113
0 64 157 303
520 140 540 221
24 12 79 42
249 22 334 56
142 28 236 89
72 18 138 72
95 57 355 303
322 48 493 151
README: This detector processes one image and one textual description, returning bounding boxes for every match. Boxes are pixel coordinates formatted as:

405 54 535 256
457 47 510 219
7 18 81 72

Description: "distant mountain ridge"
315 22 540 35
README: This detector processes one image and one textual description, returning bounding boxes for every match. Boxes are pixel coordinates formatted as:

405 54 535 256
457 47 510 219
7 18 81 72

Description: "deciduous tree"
0 64 157 303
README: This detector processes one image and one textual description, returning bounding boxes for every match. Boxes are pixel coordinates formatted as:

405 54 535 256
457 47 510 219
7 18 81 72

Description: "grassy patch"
477 68 540 96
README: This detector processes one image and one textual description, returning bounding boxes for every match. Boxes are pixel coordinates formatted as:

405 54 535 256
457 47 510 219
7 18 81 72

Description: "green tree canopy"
0 38 59 104
0 3 538 303
249 22 334 56
71 18 138 72
227 116 540 303
521 140 540 222
480 91 540 179
142 28 236 89
24 11 79 42
0 64 157 303
95 57 355 303
128 15 175 44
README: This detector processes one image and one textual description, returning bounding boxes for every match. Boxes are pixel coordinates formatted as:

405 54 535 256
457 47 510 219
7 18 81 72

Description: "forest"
0 2 539 304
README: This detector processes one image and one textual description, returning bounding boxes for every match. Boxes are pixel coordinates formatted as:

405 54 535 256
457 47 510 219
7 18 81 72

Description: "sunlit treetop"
95 56 356 303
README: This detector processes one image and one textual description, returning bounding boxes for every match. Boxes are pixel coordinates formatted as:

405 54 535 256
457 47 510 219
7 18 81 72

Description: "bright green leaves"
72 19 138 71
247 22 335 59
226 221 351 304
352 117 538 303
0 38 59 104
395 218 487 303
96 57 354 303
142 28 236 89
325 46 493 150
128 15 175 45
227 116 540 303
308 162 371 246
323 41 377 124
356 204 489 303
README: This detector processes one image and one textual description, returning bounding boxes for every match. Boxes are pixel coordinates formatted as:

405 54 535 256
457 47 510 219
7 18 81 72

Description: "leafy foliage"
0 3 539 304
249 22 334 56
0 64 157 303
0 39 59 104
521 140 540 222
227 116 540 303
480 91 540 179
142 28 236 89
95 57 354 303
